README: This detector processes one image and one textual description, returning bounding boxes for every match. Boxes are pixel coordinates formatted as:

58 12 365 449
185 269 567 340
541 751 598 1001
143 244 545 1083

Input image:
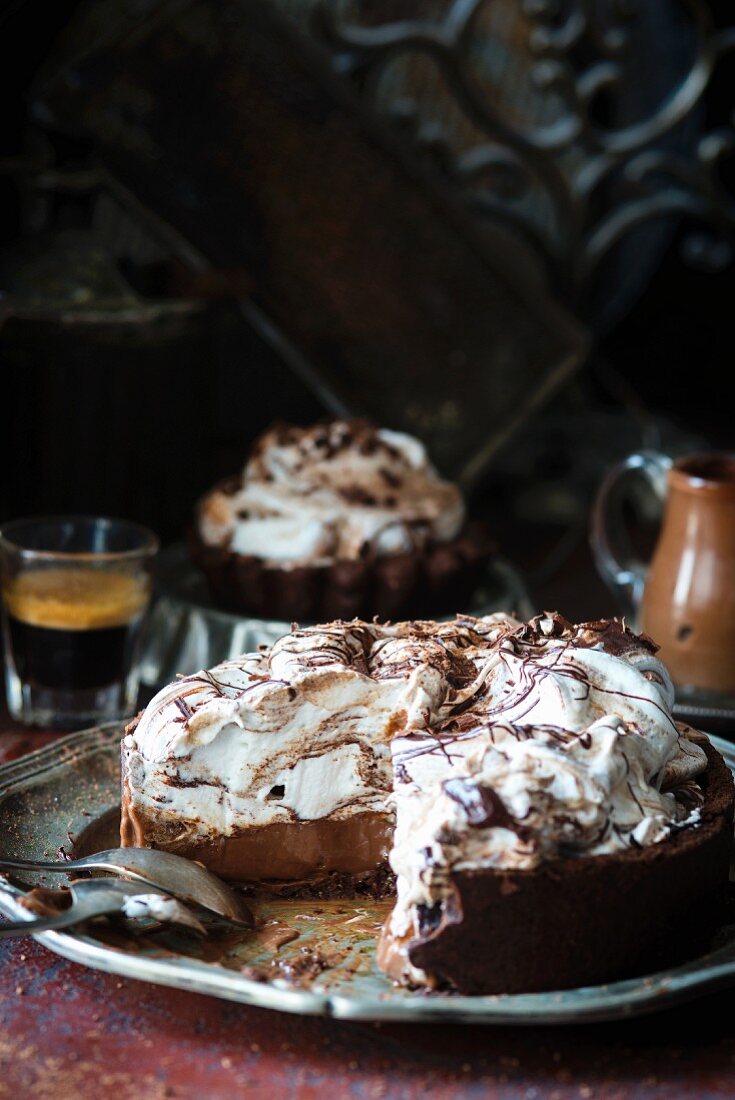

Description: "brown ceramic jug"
592 451 735 697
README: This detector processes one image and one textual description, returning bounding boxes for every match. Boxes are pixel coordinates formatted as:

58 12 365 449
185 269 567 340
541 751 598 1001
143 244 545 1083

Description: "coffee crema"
3 569 150 694
3 569 149 630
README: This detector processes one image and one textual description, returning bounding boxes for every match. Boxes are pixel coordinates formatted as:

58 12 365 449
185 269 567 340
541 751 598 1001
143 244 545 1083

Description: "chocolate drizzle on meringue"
442 779 530 838
173 696 194 721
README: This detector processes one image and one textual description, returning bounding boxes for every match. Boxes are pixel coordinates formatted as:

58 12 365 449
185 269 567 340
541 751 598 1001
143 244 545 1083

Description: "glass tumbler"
0 516 159 729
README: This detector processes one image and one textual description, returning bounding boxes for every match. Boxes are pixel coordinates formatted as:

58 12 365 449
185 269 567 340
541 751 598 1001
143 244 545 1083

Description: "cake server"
0 848 252 927
0 877 207 938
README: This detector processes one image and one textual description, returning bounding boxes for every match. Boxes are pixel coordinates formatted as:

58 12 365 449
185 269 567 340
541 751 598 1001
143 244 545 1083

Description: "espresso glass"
0 517 158 729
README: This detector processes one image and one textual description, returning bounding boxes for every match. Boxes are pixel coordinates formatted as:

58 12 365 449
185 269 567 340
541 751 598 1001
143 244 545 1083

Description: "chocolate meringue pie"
121 613 734 994
189 419 492 620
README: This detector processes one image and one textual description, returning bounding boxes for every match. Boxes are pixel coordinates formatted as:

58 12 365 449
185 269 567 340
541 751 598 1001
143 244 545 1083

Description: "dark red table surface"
2 538 735 1099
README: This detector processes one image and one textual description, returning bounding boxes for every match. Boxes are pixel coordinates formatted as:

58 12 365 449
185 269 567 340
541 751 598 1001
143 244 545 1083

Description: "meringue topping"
197 420 465 566
123 613 707 888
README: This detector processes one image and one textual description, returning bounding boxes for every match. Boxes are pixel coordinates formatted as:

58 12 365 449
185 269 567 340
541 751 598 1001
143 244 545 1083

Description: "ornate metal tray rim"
1 726 734 1025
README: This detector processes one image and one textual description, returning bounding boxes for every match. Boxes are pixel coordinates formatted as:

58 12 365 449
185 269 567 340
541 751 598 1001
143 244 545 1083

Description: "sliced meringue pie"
121 613 734 993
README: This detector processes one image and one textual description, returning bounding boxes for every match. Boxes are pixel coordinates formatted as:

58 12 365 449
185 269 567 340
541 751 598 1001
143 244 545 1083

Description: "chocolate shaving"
416 901 444 934
379 467 401 488
338 486 377 506
174 696 194 721
443 778 530 839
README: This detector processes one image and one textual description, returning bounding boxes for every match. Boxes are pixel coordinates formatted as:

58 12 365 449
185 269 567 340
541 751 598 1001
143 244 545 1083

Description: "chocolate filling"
121 777 392 882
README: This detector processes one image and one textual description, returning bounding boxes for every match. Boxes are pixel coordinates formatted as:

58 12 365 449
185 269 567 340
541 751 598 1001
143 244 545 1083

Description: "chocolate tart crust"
189 480 493 621
384 735 735 995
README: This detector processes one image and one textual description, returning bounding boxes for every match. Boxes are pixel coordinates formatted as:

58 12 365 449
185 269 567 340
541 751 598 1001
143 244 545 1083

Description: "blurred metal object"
0 222 217 538
0 228 200 325
309 0 735 328
30 0 587 486
139 543 535 689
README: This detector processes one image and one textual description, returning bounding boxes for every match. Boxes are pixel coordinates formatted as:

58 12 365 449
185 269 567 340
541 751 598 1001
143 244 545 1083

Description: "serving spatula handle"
0 857 76 872
0 897 120 937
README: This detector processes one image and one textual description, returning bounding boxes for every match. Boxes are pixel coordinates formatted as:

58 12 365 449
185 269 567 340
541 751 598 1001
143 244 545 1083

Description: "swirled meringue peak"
197 420 465 566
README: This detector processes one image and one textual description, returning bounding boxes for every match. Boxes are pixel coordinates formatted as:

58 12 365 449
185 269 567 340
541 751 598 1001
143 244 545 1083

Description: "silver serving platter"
139 544 535 690
1 724 735 1024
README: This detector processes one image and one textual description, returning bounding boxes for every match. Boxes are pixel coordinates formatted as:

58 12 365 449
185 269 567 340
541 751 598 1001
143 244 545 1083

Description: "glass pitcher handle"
590 451 672 618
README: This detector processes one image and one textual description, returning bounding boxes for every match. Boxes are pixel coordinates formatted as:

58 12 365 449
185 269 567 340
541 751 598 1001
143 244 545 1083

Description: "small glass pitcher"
591 451 735 700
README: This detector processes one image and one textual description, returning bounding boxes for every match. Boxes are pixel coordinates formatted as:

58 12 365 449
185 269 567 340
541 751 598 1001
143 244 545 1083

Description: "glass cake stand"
138 544 534 692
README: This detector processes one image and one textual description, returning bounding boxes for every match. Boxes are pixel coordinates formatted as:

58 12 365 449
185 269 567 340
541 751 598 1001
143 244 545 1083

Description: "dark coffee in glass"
0 519 158 729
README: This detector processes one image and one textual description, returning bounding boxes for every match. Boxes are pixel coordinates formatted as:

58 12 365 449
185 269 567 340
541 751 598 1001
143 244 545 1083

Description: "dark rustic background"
1 0 733 619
